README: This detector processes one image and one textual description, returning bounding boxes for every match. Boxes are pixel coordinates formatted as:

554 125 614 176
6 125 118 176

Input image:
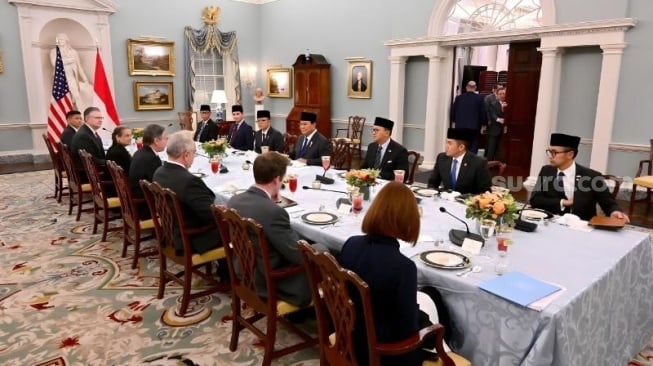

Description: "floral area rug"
0 171 319 366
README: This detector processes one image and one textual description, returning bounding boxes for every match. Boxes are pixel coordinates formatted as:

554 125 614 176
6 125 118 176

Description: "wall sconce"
241 64 257 88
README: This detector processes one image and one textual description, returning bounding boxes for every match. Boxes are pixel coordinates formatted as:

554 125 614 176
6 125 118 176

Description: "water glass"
394 169 405 183
261 146 269 154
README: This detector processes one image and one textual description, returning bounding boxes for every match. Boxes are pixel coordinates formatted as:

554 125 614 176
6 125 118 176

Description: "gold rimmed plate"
521 208 553 221
301 212 339 225
414 188 439 198
419 250 471 270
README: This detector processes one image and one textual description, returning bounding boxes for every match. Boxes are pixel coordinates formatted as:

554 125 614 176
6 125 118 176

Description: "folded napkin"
555 213 593 232
285 206 305 214
440 191 461 201
291 160 307 167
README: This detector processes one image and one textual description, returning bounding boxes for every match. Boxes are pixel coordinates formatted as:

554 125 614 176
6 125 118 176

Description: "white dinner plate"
301 212 339 225
419 250 471 270
414 188 439 197
521 209 553 220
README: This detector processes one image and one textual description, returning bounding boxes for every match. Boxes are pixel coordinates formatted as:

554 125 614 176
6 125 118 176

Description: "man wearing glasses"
70 106 107 182
530 133 629 222
361 117 409 181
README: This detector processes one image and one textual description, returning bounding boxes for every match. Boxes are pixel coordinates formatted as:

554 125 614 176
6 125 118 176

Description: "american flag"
47 45 73 145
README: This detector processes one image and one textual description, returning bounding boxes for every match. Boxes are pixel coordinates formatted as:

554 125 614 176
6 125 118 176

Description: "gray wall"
0 1 29 123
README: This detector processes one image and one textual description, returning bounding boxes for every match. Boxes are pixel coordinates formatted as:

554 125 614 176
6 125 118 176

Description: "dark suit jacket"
153 162 221 254
228 121 254 151
60 125 77 147
361 139 409 182
194 119 218 143
70 124 106 177
529 163 621 221
254 127 284 153
289 132 332 166
486 98 504 137
106 143 131 173
228 186 324 306
450 91 486 130
338 234 422 366
129 145 162 219
427 152 491 194
352 80 367 92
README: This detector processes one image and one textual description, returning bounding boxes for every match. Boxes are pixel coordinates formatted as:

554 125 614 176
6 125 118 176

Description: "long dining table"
184 149 653 366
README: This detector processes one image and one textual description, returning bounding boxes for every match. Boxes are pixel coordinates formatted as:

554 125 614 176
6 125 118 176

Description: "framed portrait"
347 60 372 99
266 67 292 98
133 81 174 111
127 39 176 76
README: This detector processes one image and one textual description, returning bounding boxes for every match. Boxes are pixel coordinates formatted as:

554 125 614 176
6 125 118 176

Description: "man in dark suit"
352 71 367 92
253 110 284 153
428 128 491 194
450 81 485 153
153 130 223 256
485 87 506 161
228 152 327 307
530 133 629 222
70 106 107 181
129 124 168 219
288 111 331 166
194 104 218 143
227 105 254 151
361 117 409 181
60 110 82 146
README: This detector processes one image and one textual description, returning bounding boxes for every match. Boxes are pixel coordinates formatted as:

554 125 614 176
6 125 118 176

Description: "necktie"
373 146 383 168
556 171 567 199
94 132 102 147
230 124 238 145
450 158 458 188
196 122 205 142
299 138 309 158
262 133 266 144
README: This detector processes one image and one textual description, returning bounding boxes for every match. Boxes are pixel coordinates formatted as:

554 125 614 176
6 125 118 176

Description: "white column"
388 55 407 143
423 54 446 167
528 47 563 178
589 43 626 172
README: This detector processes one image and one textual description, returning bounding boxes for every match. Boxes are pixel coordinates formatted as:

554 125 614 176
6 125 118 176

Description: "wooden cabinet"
286 54 331 138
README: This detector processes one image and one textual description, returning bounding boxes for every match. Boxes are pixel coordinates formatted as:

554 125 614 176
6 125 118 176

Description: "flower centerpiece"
344 168 379 200
201 138 229 157
131 128 144 140
464 191 518 228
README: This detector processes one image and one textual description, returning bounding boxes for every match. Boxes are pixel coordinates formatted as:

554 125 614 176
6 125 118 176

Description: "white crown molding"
228 0 280 4
8 0 118 13
385 18 636 47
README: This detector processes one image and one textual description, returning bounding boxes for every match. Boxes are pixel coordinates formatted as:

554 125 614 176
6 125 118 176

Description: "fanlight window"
446 0 542 34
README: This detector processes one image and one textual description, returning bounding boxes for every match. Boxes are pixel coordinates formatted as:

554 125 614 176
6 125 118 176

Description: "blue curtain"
183 24 241 110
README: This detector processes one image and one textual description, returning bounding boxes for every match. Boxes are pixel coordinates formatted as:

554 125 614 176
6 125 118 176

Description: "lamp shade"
210 90 227 104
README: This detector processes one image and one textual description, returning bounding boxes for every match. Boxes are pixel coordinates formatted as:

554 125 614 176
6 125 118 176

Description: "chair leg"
122 227 129 258
229 297 242 352
179 267 193 316
157 256 166 299
68 190 74 215
101 207 109 242
76 191 84 221
645 188 652 222
92 206 99 234
262 312 278 366
131 234 140 270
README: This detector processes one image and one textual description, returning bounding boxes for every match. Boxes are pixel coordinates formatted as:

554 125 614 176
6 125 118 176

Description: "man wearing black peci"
289 111 331 166
194 104 218 143
253 110 284 153
360 117 409 182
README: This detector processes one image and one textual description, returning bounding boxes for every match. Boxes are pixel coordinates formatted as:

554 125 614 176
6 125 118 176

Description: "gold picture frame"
127 39 176 76
266 67 292 98
347 60 372 99
133 81 174 111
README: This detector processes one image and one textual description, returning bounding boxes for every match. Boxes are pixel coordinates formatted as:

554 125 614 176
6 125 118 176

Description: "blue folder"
478 271 561 307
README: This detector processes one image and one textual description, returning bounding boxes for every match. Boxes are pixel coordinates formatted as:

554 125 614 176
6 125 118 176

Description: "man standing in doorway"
450 81 485 153
486 86 507 161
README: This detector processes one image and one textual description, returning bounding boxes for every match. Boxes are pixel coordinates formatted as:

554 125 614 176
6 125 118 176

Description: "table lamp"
211 90 228 121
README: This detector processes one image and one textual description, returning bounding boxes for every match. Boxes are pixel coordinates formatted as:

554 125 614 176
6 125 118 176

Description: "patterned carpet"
0 171 319 366
1 170 651 365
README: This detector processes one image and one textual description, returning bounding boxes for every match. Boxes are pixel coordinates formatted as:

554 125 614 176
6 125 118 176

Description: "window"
192 50 224 111
446 0 542 35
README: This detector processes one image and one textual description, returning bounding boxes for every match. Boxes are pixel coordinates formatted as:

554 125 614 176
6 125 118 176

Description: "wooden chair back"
210 206 316 365
335 116 366 160
602 174 623 199
298 241 455 366
42 133 67 202
177 111 195 131
141 181 224 315
331 139 353 170
80 149 121 241
283 133 299 155
58 142 92 220
406 151 422 185
139 179 162 243
487 160 508 187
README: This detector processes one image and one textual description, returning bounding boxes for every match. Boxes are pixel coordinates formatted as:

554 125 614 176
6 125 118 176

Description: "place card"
461 237 483 255
337 203 352 214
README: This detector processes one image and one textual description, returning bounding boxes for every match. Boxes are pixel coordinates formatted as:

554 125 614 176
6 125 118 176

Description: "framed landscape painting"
133 81 174 110
266 67 292 98
127 39 175 76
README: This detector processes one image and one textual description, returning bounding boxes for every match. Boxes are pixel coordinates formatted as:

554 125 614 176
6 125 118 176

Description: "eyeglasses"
545 149 571 157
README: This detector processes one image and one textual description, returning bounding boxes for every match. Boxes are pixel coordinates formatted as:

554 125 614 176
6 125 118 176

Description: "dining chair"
298 241 471 366
140 181 226 316
283 133 299 155
335 116 366 160
210 205 318 366
79 150 122 241
406 151 422 185
601 174 622 199
42 133 69 202
177 111 195 131
106 161 156 269
487 160 507 188
58 142 93 221
330 138 353 170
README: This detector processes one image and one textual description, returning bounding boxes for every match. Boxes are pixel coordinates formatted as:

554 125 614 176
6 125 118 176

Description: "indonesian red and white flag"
93 49 120 139
46 45 74 145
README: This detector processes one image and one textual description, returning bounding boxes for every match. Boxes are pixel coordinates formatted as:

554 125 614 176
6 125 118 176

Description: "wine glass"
478 219 496 262
210 156 220 175
321 156 331 172
288 174 298 196
352 192 363 218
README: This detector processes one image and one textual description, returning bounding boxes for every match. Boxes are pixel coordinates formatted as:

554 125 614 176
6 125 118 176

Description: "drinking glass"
352 192 363 217
478 219 496 262
136 139 143 150
321 156 331 171
394 169 405 183
288 174 298 196
261 146 269 154
210 156 220 175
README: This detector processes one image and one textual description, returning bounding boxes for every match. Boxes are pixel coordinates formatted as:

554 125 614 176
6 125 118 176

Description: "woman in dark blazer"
106 126 132 173
337 182 429 366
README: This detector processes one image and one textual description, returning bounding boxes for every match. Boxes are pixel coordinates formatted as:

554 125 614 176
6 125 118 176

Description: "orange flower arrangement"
465 191 517 226
344 168 379 187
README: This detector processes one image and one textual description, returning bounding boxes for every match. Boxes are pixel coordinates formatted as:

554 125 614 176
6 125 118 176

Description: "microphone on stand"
439 206 485 246
302 186 347 195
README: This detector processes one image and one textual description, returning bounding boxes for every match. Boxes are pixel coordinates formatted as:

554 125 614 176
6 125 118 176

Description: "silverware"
456 268 473 277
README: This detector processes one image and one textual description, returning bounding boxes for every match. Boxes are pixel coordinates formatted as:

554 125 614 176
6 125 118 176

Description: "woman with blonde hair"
338 181 446 366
